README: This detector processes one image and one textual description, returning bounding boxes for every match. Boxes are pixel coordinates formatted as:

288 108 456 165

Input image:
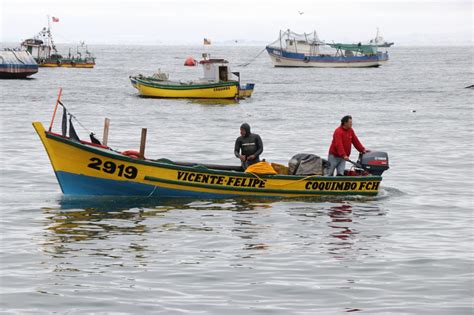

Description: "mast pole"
49 87 63 132
47 15 51 49
279 30 282 50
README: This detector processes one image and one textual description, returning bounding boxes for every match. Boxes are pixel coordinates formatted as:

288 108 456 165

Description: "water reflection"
43 196 274 244
288 200 386 260
187 98 239 106
328 204 356 239
328 202 386 259
229 201 273 253
327 203 358 258
43 206 148 243
42 196 386 265
41 196 278 266
56 195 272 212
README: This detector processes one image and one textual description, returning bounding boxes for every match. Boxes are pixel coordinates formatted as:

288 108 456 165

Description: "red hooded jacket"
329 126 365 158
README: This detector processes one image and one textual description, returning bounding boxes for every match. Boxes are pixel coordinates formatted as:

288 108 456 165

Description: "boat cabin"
276 29 324 56
284 39 321 55
199 55 235 82
21 38 53 60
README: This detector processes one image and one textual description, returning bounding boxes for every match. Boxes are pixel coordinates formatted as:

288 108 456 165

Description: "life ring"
122 150 141 159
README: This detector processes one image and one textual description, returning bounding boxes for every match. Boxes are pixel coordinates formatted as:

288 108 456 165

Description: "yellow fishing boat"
131 56 254 99
33 92 389 198
135 77 240 99
39 60 95 68
21 16 96 68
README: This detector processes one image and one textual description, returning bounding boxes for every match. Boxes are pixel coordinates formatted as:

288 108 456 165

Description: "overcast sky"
1 0 472 45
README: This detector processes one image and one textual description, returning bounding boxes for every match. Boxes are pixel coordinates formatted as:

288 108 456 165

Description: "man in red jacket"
327 115 369 176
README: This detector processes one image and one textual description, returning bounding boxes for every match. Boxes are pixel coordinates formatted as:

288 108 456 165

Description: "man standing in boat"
327 115 369 176
235 123 263 170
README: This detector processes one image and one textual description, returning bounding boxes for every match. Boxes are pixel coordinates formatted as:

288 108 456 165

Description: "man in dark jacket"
234 123 263 170
327 115 369 176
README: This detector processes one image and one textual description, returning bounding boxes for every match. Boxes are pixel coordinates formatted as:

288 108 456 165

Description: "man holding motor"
327 115 369 176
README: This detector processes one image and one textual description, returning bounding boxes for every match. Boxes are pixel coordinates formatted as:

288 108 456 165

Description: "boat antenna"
279 30 283 51
47 14 51 34
46 15 58 53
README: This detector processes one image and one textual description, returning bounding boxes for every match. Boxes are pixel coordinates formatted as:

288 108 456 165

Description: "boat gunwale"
133 77 240 90
43 128 382 182
265 46 388 62
144 175 379 196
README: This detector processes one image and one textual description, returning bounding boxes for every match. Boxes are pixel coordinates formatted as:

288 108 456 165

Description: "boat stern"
238 83 255 98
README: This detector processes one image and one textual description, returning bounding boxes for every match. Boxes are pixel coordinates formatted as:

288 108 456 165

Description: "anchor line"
236 47 267 67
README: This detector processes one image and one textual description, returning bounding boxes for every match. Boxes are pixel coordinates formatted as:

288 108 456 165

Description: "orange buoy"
184 56 197 66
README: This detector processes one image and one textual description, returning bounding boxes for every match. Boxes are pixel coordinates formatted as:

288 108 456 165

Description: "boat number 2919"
87 157 138 179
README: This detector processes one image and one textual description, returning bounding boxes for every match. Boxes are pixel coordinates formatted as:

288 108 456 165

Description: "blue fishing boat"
266 29 389 68
0 50 38 79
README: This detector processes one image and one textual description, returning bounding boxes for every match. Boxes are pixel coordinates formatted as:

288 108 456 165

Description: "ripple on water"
1 45 473 314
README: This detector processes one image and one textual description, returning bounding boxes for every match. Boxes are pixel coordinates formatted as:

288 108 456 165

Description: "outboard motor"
356 151 389 176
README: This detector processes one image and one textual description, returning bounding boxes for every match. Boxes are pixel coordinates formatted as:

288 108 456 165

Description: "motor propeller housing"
357 151 389 175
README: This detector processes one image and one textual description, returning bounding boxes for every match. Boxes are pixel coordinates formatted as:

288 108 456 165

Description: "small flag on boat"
203 38 211 45
52 16 59 22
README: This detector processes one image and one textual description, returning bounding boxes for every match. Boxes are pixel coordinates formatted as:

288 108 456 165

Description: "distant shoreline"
1 42 473 48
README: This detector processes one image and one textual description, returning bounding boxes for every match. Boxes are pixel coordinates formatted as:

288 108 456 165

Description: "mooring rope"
58 100 96 135
237 47 267 67
147 185 158 197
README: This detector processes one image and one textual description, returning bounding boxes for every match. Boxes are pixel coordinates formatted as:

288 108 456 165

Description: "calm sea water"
0 45 473 314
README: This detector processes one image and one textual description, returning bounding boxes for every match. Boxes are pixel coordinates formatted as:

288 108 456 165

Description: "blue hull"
56 171 235 198
0 64 38 79
266 47 389 67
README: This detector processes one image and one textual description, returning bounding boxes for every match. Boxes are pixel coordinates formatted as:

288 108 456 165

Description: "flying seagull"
298 10 304 15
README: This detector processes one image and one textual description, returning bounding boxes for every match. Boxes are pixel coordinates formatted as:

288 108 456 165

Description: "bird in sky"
298 10 304 15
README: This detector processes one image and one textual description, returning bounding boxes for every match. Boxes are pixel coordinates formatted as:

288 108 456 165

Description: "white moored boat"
266 29 389 68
